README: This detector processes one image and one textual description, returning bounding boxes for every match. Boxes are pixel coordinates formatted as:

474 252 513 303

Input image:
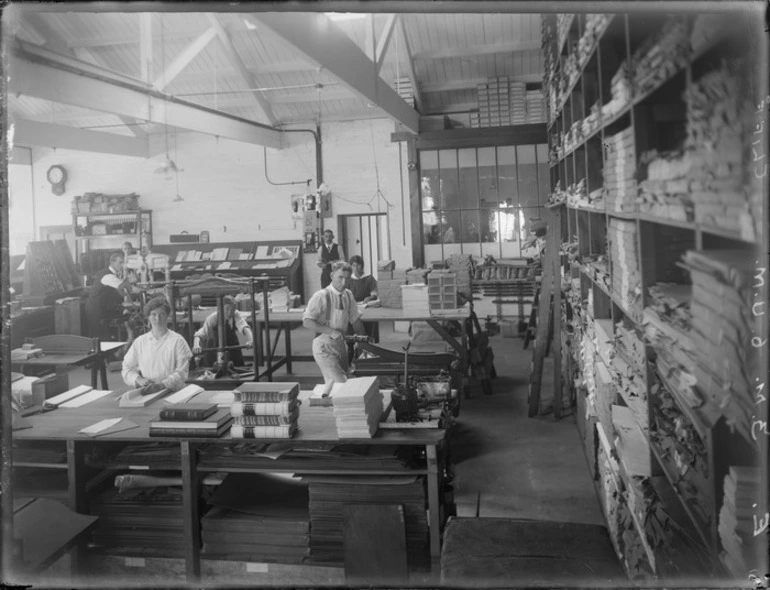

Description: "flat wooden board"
342 503 408 583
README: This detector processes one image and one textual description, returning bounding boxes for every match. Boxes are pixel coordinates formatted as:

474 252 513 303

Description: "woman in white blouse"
121 296 192 393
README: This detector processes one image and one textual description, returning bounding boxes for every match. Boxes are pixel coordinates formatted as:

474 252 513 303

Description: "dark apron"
203 320 244 366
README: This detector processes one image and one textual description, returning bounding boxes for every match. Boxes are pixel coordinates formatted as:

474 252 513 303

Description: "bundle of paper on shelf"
680 250 757 442
546 183 569 207
584 257 612 293
592 319 614 366
331 376 383 438
614 322 645 374
611 354 648 433
682 60 757 240
305 474 429 569
604 127 637 213
581 331 598 417
446 254 474 300
557 14 573 49
690 13 729 58
647 283 691 332
582 102 602 137
202 472 310 563
649 381 711 479
608 218 642 321
565 179 587 208
620 501 654 577
230 382 300 439
718 466 763 576
613 404 652 479
631 16 690 98
601 61 632 121
596 427 623 553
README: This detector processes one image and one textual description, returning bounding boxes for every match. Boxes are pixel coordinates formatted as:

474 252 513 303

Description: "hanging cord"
367 120 394 211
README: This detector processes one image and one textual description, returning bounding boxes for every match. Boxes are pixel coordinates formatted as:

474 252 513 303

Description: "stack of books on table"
230 382 300 439
149 403 232 438
332 376 383 439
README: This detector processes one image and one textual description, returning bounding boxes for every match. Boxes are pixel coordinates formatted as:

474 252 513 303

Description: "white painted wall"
11 117 414 299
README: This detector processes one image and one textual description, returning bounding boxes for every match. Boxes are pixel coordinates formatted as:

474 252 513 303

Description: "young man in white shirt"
192 295 253 367
303 261 366 384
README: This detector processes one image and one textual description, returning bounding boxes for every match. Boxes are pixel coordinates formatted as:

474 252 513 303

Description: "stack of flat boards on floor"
304 475 429 570
332 377 383 438
89 486 185 556
202 473 310 563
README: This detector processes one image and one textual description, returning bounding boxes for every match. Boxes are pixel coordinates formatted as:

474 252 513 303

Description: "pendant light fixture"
154 15 179 180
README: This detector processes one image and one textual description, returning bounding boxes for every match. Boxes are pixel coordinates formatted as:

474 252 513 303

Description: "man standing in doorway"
316 229 345 288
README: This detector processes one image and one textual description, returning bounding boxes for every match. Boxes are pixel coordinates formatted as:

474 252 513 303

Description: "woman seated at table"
345 255 378 304
121 296 192 394
192 295 253 367
345 255 379 343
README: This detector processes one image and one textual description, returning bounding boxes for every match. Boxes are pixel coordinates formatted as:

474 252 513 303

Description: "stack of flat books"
332 376 383 439
230 382 300 439
149 403 232 438
718 466 762 576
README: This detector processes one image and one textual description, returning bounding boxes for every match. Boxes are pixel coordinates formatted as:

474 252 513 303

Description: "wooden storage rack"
543 11 767 581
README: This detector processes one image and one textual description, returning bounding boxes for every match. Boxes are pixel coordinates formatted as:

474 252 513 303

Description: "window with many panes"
420 144 549 260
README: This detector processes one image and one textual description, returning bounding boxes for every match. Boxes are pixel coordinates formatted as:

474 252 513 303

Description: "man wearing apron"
316 229 345 288
303 261 366 384
192 296 253 367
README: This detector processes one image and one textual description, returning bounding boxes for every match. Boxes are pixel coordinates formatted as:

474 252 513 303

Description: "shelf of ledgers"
542 11 767 582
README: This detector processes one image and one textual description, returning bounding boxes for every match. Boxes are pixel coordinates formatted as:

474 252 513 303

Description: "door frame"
339 213 390 274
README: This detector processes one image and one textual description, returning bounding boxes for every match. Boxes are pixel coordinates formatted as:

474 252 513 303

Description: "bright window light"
325 12 367 21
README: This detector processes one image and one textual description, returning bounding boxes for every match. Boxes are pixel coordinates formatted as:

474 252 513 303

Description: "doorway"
339 213 390 275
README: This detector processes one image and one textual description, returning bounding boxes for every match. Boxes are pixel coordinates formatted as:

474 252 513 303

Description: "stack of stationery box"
608 218 641 321
603 128 636 213
377 269 408 308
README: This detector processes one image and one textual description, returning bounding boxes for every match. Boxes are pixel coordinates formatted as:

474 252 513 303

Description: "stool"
440 517 625 587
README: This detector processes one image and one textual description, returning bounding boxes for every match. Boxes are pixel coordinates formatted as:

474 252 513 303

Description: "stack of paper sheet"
400 284 430 316
304 474 429 569
603 128 636 213
608 218 641 320
718 466 763 576
331 377 383 438
202 473 310 563
681 249 757 442
631 16 689 98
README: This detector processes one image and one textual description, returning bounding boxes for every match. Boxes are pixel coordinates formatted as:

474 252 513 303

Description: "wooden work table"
12 390 448 582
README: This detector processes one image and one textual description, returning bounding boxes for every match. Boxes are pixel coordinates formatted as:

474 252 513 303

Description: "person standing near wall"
316 229 345 288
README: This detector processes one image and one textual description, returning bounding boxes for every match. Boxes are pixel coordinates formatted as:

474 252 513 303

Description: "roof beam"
397 16 423 114
11 56 284 149
139 13 153 83
247 13 419 133
206 14 278 126
12 119 149 158
422 74 543 93
69 27 238 49
413 40 541 61
375 14 397 75
154 26 217 90
23 12 69 54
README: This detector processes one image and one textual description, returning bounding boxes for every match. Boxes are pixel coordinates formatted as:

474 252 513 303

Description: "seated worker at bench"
192 295 253 367
121 296 193 393
303 261 366 384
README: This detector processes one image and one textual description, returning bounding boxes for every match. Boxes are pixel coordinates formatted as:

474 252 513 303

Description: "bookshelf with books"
543 10 767 581
152 240 304 301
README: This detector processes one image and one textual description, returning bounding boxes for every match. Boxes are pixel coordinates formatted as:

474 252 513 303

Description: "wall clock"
47 165 67 195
